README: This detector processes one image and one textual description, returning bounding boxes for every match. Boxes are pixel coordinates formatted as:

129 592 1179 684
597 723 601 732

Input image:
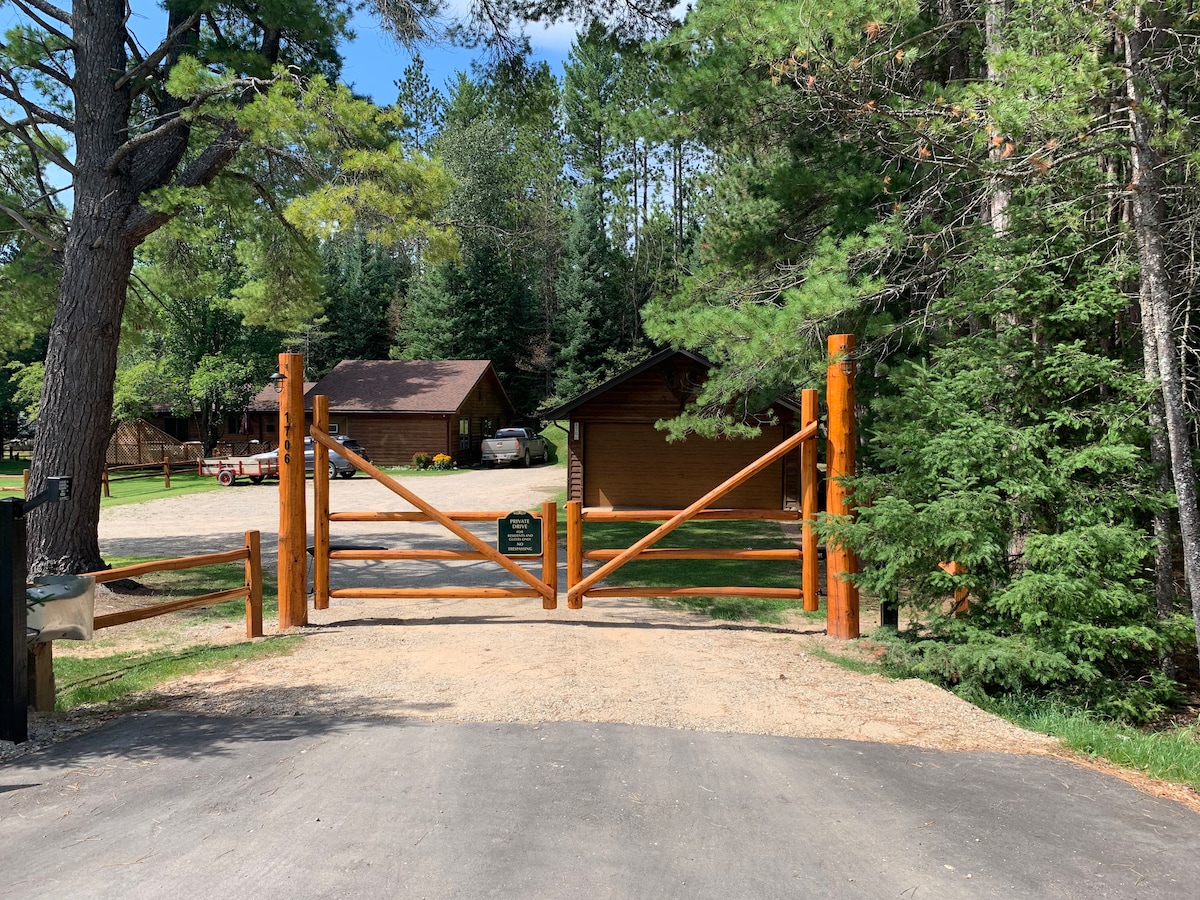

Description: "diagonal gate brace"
567 419 819 606
309 429 555 605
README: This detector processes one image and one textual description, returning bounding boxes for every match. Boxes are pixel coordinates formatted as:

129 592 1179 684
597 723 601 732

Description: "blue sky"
342 5 579 104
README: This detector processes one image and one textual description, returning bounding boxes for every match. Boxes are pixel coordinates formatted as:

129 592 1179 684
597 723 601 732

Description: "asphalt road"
3 713 1198 899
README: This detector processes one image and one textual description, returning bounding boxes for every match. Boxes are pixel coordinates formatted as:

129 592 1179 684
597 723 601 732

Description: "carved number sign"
498 512 542 556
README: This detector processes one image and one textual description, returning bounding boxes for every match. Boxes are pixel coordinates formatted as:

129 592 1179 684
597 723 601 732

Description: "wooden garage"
306 359 516 467
547 350 802 509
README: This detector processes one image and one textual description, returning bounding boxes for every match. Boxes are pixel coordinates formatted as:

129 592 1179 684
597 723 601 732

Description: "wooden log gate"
282 336 859 638
305 394 557 617
565 335 859 638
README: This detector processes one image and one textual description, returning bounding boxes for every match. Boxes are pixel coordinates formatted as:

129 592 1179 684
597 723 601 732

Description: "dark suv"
252 436 371 478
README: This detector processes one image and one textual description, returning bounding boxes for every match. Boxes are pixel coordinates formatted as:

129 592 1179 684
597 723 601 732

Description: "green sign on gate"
498 511 542 556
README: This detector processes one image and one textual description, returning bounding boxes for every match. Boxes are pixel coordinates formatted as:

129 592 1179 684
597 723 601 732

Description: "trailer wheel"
248 475 266 485
218 470 236 487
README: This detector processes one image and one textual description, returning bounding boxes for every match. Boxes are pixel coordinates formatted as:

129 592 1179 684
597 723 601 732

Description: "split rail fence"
102 458 195 497
84 529 264 637
26 531 265 713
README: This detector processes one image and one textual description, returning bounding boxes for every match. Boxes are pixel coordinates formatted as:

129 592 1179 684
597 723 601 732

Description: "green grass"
568 518 810 623
0 459 29 476
810 637 1200 792
104 555 280 622
0 459 28 498
807 642 890 676
983 695 1200 791
540 421 569 466
52 638 301 710
101 470 227 507
1 465 226 507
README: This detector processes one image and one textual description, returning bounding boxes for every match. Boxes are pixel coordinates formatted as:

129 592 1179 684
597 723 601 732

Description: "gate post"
800 389 819 612
566 500 583 608
278 352 308 629
541 501 558 610
826 335 860 639
313 395 330 611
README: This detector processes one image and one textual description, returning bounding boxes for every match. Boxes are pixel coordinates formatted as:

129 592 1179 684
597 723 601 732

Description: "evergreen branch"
11 0 70 27
0 201 64 251
123 120 249 243
0 78 74 131
8 0 73 44
217 170 304 238
115 11 201 91
106 75 272 173
0 116 73 173
0 38 73 88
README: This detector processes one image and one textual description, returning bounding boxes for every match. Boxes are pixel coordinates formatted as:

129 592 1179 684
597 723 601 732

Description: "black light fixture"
269 372 286 394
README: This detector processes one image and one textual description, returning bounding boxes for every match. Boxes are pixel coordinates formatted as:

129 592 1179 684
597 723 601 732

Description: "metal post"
1 498 28 743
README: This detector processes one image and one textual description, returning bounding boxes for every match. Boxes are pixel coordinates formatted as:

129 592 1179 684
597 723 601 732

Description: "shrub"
411 452 432 469
828 215 1190 723
432 453 452 470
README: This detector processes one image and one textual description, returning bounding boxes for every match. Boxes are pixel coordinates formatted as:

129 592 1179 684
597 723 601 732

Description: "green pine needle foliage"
830 203 1190 723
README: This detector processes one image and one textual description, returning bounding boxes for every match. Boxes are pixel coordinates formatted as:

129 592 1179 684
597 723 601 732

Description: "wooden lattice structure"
107 420 274 466
106 420 198 466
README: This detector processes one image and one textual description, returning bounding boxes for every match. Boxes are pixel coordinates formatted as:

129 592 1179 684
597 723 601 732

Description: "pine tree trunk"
1141 301 1179 678
984 0 1012 236
27 0 137 575
1124 15 1200 664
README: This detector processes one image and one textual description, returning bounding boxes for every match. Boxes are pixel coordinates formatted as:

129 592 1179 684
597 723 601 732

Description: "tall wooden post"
278 352 308 629
800 389 820 612
313 395 331 611
566 500 583 608
826 334 860 639
541 501 558 609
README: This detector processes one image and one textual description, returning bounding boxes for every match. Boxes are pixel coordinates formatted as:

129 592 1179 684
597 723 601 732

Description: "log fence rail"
26 531 265 713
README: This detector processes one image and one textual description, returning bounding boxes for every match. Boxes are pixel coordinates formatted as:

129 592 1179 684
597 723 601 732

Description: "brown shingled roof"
246 381 315 413
308 360 514 414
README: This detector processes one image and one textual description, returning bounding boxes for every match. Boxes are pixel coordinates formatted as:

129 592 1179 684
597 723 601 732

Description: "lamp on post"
269 372 286 393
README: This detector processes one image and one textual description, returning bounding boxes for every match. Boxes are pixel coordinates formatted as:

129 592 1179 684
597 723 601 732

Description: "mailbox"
26 575 96 642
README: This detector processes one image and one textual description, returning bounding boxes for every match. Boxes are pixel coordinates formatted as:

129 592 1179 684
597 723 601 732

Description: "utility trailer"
198 456 279 486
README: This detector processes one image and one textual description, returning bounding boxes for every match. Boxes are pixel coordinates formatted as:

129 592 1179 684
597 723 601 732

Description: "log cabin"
306 359 516 467
545 349 803 510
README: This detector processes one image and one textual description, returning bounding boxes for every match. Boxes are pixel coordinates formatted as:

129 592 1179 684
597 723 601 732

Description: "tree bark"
1140 300 1179 678
984 0 1012 237
27 1 138 574
1124 11 1200 664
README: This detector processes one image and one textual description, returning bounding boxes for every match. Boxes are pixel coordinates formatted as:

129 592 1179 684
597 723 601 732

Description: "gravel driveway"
79 465 1066 759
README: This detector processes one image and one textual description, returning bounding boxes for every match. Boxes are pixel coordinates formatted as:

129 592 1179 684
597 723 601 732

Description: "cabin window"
162 417 190 441
458 417 471 451
481 417 493 438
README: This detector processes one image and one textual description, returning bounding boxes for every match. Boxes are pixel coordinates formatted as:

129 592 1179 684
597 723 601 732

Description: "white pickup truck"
480 427 549 467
